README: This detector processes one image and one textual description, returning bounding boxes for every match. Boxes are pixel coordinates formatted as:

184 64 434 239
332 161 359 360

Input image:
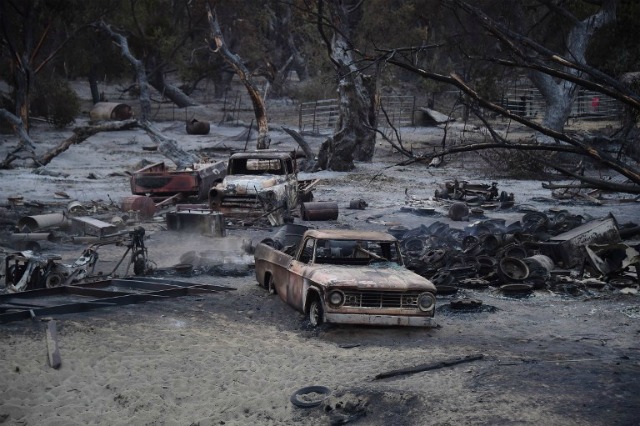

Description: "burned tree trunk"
147 56 200 108
206 5 270 150
0 108 37 168
531 0 615 134
98 21 152 121
316 0 377 171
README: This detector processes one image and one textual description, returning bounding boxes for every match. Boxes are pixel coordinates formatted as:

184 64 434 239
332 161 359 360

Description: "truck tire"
308 297 324 327
45 273 65 288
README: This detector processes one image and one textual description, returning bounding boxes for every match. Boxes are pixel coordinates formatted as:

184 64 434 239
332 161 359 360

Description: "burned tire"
45 273 65 288
308 296 324 327
290 385 331 408
133 250 147 276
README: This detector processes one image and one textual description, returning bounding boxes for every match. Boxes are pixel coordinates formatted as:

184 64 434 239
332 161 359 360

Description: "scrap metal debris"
0 277 235 324
394 210 638 295
4 227 151 292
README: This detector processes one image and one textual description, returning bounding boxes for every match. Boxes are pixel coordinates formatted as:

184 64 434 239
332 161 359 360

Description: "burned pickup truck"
254 227 437 327
130 161 226 202
208 150 315 225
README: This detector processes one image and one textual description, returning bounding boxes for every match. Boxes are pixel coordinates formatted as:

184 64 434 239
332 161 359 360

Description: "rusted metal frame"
120 277 236 292
0 280 231 324
77 279 181 293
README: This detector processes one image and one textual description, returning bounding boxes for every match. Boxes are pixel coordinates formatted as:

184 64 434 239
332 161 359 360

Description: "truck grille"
220 195 261 209
342 291 421 309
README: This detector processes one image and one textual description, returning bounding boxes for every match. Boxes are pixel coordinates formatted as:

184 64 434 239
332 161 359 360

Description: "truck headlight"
328 290 344 307
417 292 436 312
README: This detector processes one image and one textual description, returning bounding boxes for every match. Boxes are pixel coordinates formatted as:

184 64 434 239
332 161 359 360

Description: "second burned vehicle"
208 150 315 225
254 226 438 327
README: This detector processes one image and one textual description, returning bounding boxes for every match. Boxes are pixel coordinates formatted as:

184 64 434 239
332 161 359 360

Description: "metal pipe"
10 232 54 242
17 213 67 231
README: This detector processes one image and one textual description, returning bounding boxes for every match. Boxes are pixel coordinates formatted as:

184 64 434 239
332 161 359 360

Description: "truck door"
287 237 314 311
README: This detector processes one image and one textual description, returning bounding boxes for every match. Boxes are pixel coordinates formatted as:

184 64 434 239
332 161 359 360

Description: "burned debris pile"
393 209 639 297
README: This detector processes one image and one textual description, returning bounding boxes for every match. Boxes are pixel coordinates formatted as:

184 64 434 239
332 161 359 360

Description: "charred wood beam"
374 354 484 380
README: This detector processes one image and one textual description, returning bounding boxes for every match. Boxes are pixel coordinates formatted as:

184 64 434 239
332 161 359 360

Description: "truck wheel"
308 297 324 327
45 273 65 288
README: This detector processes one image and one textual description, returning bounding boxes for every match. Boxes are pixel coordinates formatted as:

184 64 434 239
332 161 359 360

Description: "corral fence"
298 95 417 135
437 84 623 122
215 84 623 137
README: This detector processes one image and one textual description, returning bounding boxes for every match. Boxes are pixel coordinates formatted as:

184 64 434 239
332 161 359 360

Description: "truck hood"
304 263 435 291
221 175 280 194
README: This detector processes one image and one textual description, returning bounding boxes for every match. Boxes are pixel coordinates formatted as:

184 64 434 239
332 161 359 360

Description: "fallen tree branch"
374 353 484 380
37 119 138 166
136 120 200 169
281 125 316 171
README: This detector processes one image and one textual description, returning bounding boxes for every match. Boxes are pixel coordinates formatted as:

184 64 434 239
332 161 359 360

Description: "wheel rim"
309 300 322 327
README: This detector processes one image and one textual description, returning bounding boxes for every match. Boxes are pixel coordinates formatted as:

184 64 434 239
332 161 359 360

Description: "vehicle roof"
304 229 397 242
229 150 294 160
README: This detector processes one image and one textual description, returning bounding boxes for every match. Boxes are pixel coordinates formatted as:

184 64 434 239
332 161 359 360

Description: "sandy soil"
1 104 640 425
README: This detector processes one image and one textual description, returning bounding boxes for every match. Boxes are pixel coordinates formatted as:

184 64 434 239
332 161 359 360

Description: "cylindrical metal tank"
121 195 156 219
301 202 339 221
17 213 67 231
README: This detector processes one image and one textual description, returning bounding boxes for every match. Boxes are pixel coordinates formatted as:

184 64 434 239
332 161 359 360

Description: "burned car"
254 227 437 327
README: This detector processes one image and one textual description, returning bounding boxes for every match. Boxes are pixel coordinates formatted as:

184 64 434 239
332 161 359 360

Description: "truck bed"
130 161 226 201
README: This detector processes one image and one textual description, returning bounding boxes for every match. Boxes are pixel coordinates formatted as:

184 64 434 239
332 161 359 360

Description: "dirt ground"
1 101 640 425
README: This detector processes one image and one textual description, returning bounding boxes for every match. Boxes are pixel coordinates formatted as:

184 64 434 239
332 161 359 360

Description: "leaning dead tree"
206 4 270 150
98 21 199 169
98 21 152 121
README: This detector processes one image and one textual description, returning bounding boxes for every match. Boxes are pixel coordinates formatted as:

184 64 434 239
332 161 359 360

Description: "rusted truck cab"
208 151 299 225
254 229 437 327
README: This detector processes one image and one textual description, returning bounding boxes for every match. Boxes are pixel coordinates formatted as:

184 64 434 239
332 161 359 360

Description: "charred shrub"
31 76 80 128
478 145 557 179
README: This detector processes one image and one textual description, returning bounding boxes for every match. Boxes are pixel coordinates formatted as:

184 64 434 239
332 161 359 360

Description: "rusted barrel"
89 102 134 121
18 213 67 231
301 202 339 221
186 119 211 135
121 195 156 219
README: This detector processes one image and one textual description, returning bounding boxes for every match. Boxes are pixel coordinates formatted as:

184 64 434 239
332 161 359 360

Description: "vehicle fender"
303 282 323 314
